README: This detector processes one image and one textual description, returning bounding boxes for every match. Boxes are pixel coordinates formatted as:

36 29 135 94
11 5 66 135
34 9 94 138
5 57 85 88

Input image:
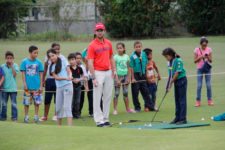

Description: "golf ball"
119 122 122 125
211 116 214 120
148 124 152 127
201 117 205 121
138 128 142 130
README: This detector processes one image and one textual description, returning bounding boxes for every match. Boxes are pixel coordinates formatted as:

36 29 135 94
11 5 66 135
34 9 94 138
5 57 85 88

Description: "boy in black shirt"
68 53 87 119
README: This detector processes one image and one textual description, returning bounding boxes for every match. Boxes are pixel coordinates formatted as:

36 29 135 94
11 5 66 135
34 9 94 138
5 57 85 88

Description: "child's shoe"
126 108 136 113
195 101 201 107
34 116 39 123
24 116 29 123
113 110 118 115
39 116 48 122
208 100 214 106
52 115 57 121
144 108 150 112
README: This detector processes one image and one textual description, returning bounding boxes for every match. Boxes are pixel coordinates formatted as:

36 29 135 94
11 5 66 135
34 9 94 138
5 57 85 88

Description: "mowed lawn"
0 36 225 150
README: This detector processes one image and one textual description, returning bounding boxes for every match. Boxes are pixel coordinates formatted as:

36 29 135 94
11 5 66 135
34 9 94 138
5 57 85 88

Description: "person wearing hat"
87 23 116 127
194 37 213 107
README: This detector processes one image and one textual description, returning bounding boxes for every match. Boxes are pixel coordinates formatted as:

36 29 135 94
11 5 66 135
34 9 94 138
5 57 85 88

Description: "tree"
0 0 29 38
177 0 225 35
98 0 172 38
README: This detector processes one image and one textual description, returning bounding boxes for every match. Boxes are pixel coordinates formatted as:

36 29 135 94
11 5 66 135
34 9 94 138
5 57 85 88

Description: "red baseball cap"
95 22 106 31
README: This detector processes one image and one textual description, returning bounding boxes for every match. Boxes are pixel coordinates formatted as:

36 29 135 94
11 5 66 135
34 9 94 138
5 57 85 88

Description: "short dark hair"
143 48 153 56
68 53 76 60
5 51 14 58
51 43 60 48
134 41 142 47
29 45 38 53
75 52 82 58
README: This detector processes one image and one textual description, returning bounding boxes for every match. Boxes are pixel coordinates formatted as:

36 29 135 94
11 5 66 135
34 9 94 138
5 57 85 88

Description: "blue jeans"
196 69 212 101
1 92 18 120
147 83 157 107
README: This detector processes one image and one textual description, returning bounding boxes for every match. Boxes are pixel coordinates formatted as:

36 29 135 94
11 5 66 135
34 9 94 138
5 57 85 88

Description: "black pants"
72 86 82 118
80 79 93 115
174 77 187 121
131 73 154 111
44 78 56 105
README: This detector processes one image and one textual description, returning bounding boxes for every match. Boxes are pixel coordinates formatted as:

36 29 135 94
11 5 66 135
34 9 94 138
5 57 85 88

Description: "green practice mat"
120 122 210 130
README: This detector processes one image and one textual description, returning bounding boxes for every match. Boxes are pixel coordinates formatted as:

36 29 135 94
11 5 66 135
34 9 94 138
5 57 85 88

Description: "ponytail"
162 47 180 59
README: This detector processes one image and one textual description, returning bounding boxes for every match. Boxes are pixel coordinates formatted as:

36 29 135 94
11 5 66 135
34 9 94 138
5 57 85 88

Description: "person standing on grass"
1 51 19 121
40 43 66 122
80 48 94 117
68 53 88 119
113 42 135 115
48 49 73 126
162 48 188 125
194 37 213 107
144 48 161 110
0 66 5 120
87 22 116 127
130 41 156 112
20 45 44 123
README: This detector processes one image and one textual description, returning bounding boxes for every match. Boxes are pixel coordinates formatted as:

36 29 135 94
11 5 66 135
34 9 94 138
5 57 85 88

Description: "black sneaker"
176 120 187 125
104 122 112 127
170 119 179 124
97 123 105 127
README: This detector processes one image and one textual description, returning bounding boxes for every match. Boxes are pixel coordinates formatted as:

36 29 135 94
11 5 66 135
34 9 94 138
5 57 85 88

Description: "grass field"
0 36 225 150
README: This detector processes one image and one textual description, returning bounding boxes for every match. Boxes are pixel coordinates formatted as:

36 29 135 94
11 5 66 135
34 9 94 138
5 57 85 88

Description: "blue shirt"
2 63 19 92
51 58 72 88
20 58 44 90
0 67 5 90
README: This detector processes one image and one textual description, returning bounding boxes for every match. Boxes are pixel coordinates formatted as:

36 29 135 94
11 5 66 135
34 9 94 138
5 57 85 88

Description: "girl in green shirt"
113 42 135 115
162 48 188 125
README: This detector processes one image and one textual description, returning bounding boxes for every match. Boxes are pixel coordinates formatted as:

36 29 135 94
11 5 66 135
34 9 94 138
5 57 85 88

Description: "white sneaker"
113 110 118 115
52 115 57 121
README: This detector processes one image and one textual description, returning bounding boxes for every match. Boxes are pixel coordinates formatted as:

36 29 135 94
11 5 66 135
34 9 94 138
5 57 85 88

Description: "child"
47 49 73 126
144 48 161 110
80 48 94 117
113 42 135 115
162 48 188 125
0 65 5 120
130 41 155 112
20 45 44 123
40 43 66 122
1 51 19 121
68 53 87 119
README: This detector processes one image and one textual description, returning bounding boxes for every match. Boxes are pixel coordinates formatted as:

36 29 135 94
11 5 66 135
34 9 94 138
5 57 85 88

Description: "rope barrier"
1 71 224 93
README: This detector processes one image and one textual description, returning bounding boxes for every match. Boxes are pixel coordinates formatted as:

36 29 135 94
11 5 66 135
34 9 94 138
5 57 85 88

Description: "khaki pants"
93 70 113 125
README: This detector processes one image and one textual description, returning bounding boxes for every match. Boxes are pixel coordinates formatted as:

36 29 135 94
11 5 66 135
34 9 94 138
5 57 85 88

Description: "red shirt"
87 38 113 71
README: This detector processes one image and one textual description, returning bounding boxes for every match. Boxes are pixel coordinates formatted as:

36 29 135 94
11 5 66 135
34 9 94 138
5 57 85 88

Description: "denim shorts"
23 90 42 106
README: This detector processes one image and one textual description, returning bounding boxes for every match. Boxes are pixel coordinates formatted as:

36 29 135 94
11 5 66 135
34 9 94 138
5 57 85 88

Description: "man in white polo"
87 23 116 127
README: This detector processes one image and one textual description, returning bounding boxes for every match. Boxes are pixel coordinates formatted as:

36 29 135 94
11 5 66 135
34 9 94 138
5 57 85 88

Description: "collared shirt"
168 58 186 80
2 63 19 92
87 38 113 71
130 51 148 74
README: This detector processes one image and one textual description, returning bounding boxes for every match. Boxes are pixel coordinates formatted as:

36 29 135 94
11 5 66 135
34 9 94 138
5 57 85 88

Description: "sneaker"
104 122 112 127
24 116 29 123
195 101 201 107
113 110 118 115
88 114 93 117
208 100 214 106
126 109 136 113
52 115 57 121
39 116 48 122
176 120 187 125
144 108 150 112
97 123 105 127
170 118 179 124
34 116 39 123
135 109 141 113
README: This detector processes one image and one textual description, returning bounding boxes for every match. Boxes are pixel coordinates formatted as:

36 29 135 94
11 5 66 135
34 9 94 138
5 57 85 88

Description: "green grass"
0 36 225 150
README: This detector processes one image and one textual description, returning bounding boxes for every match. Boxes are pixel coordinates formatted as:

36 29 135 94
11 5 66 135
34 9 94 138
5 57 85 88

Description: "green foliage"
0 0 30 38
177 0 225 35
98 0 173 38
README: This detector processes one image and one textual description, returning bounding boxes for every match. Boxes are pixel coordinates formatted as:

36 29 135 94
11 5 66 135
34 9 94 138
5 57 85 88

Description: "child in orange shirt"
144 48 161 109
